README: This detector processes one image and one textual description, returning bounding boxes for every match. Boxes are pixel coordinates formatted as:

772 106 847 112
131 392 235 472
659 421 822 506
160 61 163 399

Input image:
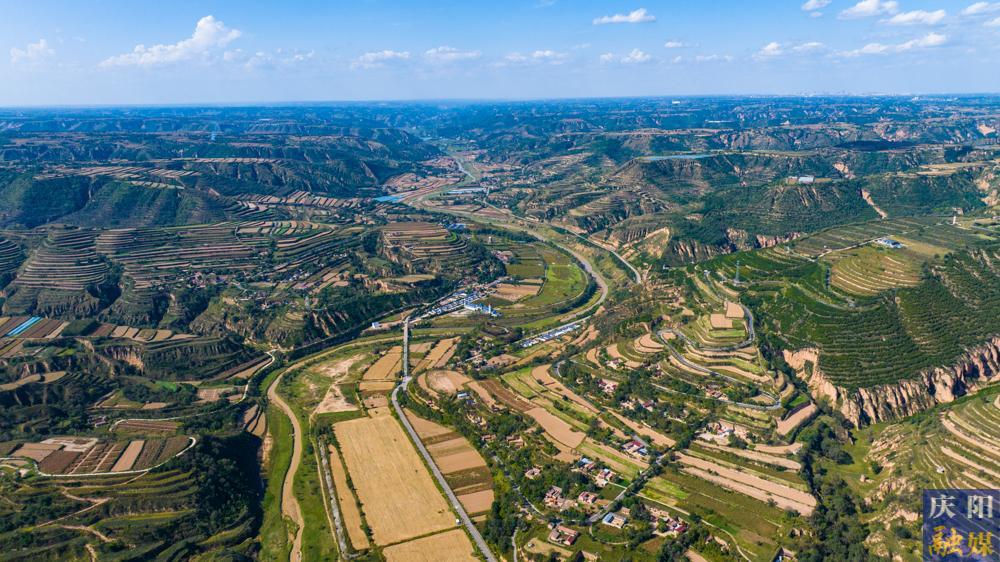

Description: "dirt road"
268 371 304 562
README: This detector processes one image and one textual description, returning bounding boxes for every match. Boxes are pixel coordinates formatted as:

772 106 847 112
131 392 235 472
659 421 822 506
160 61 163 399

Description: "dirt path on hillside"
861 189 888 219
268 372 304 562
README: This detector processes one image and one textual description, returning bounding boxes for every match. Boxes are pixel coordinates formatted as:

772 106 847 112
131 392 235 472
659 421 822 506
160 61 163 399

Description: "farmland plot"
333 414 456 545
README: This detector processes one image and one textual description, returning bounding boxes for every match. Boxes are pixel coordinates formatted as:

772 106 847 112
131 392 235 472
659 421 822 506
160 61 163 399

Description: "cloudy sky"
3 0 1000 105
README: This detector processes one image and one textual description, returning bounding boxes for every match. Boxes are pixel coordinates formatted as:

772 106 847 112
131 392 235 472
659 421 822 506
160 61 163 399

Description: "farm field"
332 413 458 546
404 410 495 517
382 529 477 562
8 435 193 475
641 468 792 561
0 434 259 560
824 245 922 296
326 444 370 550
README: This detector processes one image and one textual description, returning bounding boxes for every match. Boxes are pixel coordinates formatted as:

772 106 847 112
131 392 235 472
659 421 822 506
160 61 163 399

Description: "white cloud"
572 43 591 50
502 50 568 65
755 41 824 59
593 8 655 25
897 31 948 49
621 48 651 63
663 40 685 48
599 49 652 64
222 48 314 70
793 41 826 52
756 42 783 58
424 46 481 63
802 0 831 10
885 9 946 25
101 15 240 67
840 0 899 19
351 49 410 69
963 2 1000 15
839 32 947 56
963 2 989 14
10 38 54 65
841 43 891 56
530 49 567 62
695 54 734 62
988 15 1000 25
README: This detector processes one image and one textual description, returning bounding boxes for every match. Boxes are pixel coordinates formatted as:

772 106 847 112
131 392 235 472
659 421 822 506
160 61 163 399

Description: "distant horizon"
5 1 1000 105
6 91 1000 111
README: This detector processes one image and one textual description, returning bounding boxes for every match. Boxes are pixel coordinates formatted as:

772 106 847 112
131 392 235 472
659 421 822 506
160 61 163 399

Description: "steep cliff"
785 337 1000 426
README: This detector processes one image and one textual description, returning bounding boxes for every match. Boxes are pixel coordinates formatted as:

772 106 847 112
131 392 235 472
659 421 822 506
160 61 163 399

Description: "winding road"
655 304 780 411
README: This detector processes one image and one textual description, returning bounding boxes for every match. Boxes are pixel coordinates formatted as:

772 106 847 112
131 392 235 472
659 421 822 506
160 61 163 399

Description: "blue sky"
3 0 1000 105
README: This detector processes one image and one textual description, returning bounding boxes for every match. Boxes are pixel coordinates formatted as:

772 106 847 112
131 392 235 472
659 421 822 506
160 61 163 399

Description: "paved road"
568 230 641 285
267 369 304 562
662 304 756 352
391 319 497 562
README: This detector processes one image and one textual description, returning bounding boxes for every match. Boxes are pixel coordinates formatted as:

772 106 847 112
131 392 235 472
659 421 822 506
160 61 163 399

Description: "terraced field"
826 246 921 296
640 466 792 562
0 435 260 561
381 221 477 271
4 228 110 316
790 217 939 258
497 364 650 476
705 219 1000 388
0 237 23 278
831 391 1000 560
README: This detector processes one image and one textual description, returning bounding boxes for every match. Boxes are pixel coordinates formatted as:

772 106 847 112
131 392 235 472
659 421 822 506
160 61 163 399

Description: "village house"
547 524 580 546
578 491 599 505
524 466 542 480
544 486 564 508
595 468 617 488
649 506 689 535
622 439 649 459
598 378 619 394
602 511 628 529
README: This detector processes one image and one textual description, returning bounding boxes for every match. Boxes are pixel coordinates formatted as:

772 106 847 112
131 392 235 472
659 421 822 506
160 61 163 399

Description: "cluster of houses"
545 504 689 548
649 505 689 535
698 420 750 445
575 457 618 488
602 510 629 529
597 378 618 395
620 397 656 412
543 485 608 513
705 387 727 401
485 433 525 449
622 438 650 460
462 301 500 317
492 249 514 263
544 486 576 511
